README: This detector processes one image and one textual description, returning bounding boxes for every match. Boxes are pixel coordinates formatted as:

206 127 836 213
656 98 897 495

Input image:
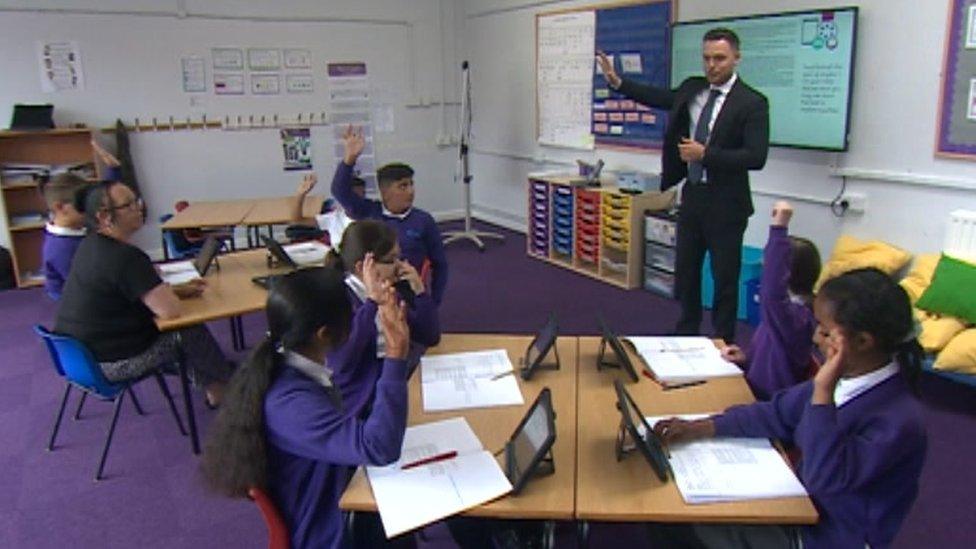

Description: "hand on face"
395 260 425 295
813 328 847 392
361 253 390 304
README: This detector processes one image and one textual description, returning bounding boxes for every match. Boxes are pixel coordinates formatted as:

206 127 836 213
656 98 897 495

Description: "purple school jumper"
42 224 85 300
744 225 817 400
712 375 927 549
330 161 449 305
264 356 408 549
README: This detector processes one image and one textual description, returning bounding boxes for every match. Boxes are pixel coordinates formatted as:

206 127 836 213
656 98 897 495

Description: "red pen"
400 450 458 470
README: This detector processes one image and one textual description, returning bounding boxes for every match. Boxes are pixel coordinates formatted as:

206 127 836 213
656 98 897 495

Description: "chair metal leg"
95 391 126 481
173 332 201 454
48 383 72 451
154 373 187 436
73 392 88 420
128 387 145 416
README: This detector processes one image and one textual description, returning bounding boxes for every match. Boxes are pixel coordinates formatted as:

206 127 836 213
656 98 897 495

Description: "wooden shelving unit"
0 129 96 288
527 173 675 289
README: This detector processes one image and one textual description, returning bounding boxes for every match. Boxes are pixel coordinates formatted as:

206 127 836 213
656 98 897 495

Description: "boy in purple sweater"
296 125 449 304
41 173 89 300
202 266 412 549
654 268 927 549
722 201 821 400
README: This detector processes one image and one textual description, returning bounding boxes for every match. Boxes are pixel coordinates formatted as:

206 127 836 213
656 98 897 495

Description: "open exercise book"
420 349 524 411
282 241 329 265
366 418 513 538
624 336 742 384
643 414 807 504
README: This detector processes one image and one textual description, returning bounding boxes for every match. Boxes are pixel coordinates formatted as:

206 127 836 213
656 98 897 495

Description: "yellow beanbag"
917 311 969 353
816 236 913 291
934 329 976 375
900 254 941 304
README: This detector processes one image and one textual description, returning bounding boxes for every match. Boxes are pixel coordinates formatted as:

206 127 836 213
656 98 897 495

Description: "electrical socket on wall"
838 192 867 213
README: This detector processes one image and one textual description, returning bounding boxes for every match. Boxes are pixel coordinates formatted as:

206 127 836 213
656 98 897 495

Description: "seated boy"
290 172 365 246
41 173 89 300
297 125 449 304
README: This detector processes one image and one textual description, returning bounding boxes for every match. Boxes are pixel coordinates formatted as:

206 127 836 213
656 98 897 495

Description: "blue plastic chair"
159 213 204 260
34 325 187 481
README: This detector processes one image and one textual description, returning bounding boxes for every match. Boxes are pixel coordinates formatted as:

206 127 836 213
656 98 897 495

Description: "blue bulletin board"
592 1 673 150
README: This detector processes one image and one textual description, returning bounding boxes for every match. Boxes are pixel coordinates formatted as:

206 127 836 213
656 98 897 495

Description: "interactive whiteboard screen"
671 7 858 151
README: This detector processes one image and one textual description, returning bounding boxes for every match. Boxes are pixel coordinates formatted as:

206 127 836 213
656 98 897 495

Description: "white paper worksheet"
421 349 524 411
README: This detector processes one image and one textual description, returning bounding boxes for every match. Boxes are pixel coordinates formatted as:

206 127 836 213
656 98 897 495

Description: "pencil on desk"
491 370 516 381
662 380 707 391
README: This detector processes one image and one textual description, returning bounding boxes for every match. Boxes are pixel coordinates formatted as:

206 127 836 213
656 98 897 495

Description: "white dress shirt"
833 361 900 408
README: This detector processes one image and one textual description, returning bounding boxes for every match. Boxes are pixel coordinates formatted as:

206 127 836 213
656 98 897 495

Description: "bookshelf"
0 129 96 288
527 174 675 289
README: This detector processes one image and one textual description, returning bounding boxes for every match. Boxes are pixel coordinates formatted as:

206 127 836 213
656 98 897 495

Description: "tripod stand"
442 61 504 251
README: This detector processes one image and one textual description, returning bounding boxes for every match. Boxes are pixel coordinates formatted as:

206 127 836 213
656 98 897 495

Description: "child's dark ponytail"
201 336 280 497
895 335 924 395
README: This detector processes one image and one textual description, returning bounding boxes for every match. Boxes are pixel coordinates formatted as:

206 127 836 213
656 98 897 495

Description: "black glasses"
108 197 144 211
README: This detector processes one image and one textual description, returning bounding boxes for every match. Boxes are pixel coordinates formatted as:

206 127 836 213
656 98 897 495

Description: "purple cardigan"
744 225 817 400
330 161 449 304
264 357 408 549
713 375 927 549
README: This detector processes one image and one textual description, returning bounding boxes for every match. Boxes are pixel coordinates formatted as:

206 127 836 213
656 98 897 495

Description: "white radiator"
945 209 976 261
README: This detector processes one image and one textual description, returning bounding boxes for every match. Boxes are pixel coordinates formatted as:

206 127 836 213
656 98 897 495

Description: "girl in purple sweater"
653 268 927 549
201 266 414 549
722 200 822 400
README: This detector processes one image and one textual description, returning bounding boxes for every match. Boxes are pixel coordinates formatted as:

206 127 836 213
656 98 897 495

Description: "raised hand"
361 253 391 305
342 125 366 165
378 297 410 360
596 51 621 88
296 172 317 196
91 138 120 167
772 200 793 227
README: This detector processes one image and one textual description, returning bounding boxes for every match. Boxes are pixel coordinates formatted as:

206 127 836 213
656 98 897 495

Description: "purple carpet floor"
0 220 972 547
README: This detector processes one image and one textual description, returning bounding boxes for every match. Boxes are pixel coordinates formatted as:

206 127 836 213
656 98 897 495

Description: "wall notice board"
536 1 673 151
937 0 976 159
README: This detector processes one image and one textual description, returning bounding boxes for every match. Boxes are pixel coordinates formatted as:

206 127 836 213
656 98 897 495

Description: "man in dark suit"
597 28 769 342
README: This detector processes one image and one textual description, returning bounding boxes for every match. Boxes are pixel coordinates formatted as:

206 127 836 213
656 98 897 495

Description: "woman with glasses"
55 181 232 406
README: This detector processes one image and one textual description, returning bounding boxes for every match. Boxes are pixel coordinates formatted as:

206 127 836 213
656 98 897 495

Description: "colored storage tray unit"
601 193 630 210
644 241 676 273
644 212 677 246
644 265 675 297
700 246 763 321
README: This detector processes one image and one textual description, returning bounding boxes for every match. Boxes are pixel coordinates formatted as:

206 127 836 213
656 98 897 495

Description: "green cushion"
916 254 976 324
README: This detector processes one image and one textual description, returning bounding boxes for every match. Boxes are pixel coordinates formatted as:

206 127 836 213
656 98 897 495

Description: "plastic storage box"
700 245 763 321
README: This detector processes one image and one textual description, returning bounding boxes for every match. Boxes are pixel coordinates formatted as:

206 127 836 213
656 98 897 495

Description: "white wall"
463 0 976 257
0 0 464 255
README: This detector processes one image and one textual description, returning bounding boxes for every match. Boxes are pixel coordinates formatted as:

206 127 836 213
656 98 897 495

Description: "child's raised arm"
291 172 317 223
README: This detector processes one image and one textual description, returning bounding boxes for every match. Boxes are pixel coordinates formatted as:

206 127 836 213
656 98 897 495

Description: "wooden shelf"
1 181 40 190
9 222 45 232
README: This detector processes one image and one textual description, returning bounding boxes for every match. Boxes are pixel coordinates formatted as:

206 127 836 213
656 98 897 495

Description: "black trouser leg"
674 209 707 335
704 216 747 343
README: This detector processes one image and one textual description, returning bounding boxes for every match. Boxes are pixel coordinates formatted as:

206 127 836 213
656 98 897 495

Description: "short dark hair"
324 219 398 274
788 236 822 296
41 172 88 209
703 27 740 51
377 163 414 189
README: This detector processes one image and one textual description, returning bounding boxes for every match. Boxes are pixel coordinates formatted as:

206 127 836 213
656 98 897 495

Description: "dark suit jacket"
617 76 769 220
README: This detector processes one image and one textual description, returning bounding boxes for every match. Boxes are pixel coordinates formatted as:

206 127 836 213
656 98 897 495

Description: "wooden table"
242 195 324 246
160 199 254 230
575 337 817 534
340 334 578 528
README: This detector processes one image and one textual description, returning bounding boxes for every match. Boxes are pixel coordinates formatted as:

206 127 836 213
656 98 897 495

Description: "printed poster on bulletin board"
937 0 976 159
281 128 312 171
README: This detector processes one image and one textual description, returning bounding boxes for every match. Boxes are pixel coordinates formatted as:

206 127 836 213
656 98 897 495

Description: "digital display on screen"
671 7 858 150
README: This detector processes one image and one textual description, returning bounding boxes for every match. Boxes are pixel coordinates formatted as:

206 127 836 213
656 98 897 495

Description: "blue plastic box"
700 245 763 321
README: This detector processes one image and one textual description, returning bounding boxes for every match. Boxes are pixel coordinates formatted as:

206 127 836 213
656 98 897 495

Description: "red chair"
248 487 290 549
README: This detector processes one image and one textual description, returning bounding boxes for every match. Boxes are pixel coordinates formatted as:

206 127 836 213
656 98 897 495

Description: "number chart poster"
592 1 672 150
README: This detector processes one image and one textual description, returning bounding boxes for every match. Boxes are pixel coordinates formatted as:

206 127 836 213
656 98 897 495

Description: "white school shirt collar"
344 274 387 358
382 206 412 220
45 223 86 237
833 361 900 407
281 350 334 390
